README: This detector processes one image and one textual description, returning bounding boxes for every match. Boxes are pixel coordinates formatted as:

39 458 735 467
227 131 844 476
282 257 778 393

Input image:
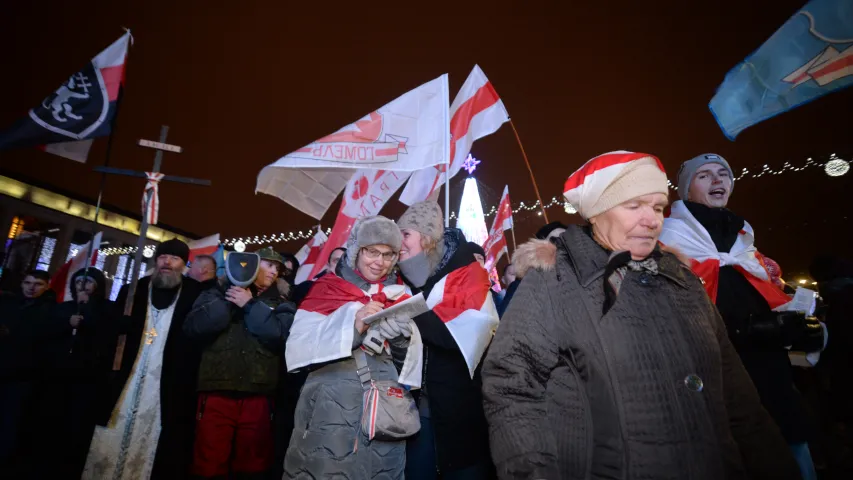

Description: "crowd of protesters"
1 151 851 479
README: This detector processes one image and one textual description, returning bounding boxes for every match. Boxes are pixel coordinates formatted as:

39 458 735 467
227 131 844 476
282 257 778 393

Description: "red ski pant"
191 393 273 478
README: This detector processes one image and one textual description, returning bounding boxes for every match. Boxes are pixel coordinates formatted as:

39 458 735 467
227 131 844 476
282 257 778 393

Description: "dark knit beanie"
155 238 190 264
535 222 567 240
468 242 486 258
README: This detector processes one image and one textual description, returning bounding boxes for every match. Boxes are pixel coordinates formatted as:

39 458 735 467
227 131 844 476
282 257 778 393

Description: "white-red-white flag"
49 232 102 302
256 75 450 220
482 186 513 272
188 233 220 263
294 228 329 284
307 169 412 280
399 65 509 205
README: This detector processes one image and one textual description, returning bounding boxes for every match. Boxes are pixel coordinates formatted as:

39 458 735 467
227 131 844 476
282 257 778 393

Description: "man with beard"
82 239 203 480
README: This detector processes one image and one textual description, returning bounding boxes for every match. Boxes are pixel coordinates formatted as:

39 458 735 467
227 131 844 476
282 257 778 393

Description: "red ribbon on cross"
143 172 165 225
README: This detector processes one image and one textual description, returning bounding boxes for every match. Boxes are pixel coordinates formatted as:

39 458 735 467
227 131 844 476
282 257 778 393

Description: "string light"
100 153 852 253
825 153 850 177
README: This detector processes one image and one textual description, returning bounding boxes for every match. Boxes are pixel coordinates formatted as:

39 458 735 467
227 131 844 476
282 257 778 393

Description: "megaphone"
226 252 260 287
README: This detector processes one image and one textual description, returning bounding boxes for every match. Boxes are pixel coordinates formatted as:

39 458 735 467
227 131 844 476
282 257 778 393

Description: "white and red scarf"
285 274 423 387
659 200 790 309
424 261 499 377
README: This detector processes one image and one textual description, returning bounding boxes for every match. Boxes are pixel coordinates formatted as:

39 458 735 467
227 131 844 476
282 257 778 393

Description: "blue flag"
710 0 853 140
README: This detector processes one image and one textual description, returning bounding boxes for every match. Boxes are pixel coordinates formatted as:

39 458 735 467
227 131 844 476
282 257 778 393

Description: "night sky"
2 0 851 278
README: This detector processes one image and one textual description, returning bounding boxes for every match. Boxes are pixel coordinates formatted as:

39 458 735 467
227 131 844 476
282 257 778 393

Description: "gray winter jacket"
481 225 800 480
283 263 407 479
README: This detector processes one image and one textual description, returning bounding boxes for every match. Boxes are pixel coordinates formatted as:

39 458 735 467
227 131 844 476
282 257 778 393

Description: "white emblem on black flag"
28 62 108 140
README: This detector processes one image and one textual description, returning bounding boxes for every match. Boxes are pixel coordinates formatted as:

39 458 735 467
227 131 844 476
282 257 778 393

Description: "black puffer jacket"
482 226 799 480
403 228 494 473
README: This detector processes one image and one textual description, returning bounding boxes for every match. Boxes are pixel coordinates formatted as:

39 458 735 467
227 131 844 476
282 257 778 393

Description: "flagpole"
443 74 451 227
509 119 549 223
71 89 125 351
510 224 517 254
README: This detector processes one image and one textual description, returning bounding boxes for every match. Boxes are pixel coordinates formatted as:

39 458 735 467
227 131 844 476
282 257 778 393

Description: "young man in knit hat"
396 201 498 480
184 246 295 479
660 153 824 480
83 238 203 480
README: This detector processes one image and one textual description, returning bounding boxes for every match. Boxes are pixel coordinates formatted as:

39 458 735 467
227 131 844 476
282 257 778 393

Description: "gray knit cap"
345 215 403 269
677 153 735 200
397 201 444 242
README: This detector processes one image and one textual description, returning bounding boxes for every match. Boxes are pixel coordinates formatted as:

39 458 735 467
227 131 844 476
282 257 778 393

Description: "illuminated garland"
96 154 849 253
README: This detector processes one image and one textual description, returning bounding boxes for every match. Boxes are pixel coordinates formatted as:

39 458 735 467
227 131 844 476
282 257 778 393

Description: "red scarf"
299 274 404 315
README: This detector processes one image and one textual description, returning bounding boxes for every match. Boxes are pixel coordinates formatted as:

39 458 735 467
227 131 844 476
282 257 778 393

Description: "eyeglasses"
361 247 397 262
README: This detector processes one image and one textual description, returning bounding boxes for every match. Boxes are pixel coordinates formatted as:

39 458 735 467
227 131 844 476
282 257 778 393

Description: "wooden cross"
98 126 210 369
94 125 211 316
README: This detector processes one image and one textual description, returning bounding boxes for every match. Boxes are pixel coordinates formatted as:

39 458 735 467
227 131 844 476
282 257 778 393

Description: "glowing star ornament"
462 154 480 175
825 155 850 177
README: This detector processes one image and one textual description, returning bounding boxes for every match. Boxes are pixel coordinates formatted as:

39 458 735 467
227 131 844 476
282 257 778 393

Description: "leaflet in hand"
363 292 429 325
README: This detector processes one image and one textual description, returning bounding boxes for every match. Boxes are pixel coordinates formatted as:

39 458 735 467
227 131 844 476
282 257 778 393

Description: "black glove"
747 311 824 352
790 316 824 353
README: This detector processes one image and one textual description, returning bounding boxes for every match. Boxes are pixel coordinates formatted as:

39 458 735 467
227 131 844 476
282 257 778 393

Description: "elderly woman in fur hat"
481 152 800 480
283 215 420 479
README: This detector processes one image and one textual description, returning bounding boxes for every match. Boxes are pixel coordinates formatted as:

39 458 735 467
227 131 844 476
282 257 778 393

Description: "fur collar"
512 225 692 287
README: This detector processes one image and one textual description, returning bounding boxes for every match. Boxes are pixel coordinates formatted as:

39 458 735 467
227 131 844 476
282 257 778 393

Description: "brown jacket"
481 225 800 480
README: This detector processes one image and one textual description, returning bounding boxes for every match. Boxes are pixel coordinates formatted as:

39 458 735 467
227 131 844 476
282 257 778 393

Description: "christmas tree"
455 155 488 246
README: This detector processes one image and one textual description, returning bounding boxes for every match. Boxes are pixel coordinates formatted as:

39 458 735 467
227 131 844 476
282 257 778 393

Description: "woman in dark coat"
46 267 121 479
481 151 800 480
396 201 499 479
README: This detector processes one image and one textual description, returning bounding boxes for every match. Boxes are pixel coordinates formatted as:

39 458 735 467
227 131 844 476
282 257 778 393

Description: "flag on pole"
188 233 221 263
399 65 509 205
710 0 853 139
49 232 102 302
306 169 412 280
0 32 132 162
256 75 450 220
482 186 513 272
294 228 329 284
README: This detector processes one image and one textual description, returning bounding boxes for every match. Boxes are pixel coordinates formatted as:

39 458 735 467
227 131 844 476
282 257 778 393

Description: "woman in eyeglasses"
395 201 500 480
283 215 420 479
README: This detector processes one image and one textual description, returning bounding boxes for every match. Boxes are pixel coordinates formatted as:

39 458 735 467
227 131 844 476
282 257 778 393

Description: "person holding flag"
395 201 498 479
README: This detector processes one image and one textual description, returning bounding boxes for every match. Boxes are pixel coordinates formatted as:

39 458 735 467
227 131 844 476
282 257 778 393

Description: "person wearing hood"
0 270 56 475
659 153 823 480
184 246 295 479
48 267 121 479
482 151 799 480
396 202 499 479
283 215 419 479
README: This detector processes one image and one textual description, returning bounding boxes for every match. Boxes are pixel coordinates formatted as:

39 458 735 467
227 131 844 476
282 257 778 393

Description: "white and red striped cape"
659 200 791 309
285 275 424 388
424 262 500 377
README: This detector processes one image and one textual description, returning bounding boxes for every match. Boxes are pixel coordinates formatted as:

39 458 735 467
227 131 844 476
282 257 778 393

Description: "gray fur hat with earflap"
345 215 404 269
